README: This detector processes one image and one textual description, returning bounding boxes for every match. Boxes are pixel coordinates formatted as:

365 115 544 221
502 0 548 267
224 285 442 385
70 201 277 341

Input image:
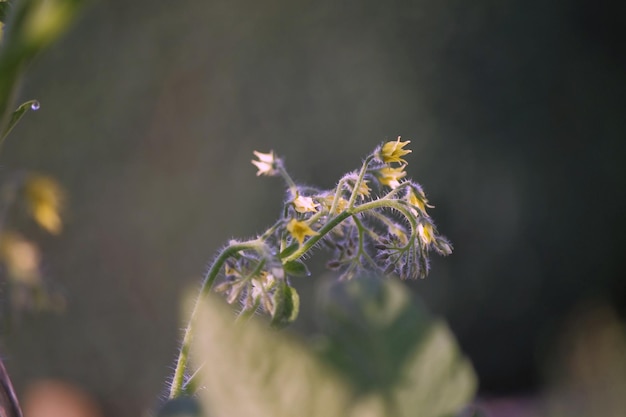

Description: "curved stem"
168 239 265 398
284 198 416 263
283 210 352 263
352 215 378 269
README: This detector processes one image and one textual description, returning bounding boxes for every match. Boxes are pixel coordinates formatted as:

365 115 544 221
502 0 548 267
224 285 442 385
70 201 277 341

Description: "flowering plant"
169 137 454 398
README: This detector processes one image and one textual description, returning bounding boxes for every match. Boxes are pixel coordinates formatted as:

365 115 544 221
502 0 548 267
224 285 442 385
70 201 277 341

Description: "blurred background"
1 0 625 416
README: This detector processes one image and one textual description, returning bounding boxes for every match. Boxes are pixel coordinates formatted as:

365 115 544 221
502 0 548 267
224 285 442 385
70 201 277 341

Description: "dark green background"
1 1 624 416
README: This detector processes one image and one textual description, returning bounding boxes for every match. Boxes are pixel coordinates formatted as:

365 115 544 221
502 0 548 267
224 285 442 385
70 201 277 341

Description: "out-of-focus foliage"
190 275 476 417
0 0 82 146
0 0 80 323
0 174 66 322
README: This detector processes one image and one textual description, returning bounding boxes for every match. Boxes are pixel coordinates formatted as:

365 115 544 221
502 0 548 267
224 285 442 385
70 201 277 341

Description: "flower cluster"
205 137 452 326
168 137 454 398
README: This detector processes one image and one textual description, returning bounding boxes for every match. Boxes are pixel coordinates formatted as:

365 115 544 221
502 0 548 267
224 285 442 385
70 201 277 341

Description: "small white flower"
251 150 278 176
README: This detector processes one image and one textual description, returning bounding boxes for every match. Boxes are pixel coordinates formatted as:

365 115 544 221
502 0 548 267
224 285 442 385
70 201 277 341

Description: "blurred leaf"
0 99 38 143
191 275 476 417
316 275 477 417
0 1 11 25
0 0 83 138
191 294 354 417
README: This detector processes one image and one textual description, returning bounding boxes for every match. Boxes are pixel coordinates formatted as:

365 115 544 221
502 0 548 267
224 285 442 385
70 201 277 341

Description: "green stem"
348 155 374 208
284 198 416 263
352 215 377 269
330 177 348 215
276 163 298 197
379 180 413 200
168 239 266 398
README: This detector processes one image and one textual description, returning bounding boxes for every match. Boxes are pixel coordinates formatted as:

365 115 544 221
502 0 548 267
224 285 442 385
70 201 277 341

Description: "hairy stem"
169 239 266 398
348 155 374 208
284 198 416 263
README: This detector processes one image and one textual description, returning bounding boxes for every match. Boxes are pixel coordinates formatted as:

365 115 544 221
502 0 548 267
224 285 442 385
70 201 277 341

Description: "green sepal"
282 259 310 277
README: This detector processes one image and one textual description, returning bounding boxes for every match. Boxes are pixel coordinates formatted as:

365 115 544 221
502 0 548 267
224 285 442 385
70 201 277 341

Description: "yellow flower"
293 195 319 213
377 166 407 189
251 150 277 176
418 223 434 245
407 188 432 216
286 219 318 245
354 180 371 199
24 175 64 234
321 195 348 214
379 137 411 164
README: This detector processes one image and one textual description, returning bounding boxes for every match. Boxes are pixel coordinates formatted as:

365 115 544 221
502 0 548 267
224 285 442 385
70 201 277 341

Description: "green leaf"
270 282 300 328
190 275 476 417
282 259 310 277
316 275 477 417
190 294 354 417
1 99 38 141
0 0 84 136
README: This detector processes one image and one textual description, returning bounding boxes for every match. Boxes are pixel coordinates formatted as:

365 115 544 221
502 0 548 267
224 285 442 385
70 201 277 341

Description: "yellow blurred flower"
378 166 407 189
24 175 64 234
22 0 76 47
251 150 277 176
379 137 411 164
293 195 319 213
0 232 41 285
286 219 318 245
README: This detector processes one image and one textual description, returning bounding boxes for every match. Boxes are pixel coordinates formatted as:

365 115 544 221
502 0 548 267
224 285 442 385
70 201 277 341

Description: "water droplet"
30 101 40 111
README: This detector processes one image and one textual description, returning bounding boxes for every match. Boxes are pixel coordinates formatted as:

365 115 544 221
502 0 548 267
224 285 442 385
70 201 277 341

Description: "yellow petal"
418 223 434 245
378 166 407 189
380 137 412 164
286 219 318 245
